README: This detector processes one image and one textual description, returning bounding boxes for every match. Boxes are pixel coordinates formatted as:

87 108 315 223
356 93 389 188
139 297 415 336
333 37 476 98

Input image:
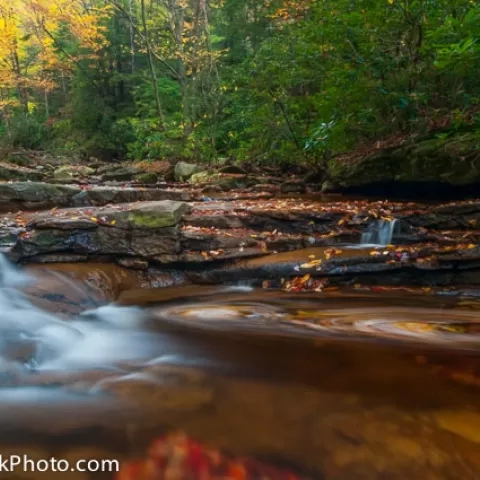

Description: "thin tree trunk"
129 0 135 73
44 89 49 118
12 49 28 114
141 0 166 129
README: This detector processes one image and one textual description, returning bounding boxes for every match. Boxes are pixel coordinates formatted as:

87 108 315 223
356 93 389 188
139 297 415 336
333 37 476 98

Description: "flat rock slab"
0 182 80 212
3 196 480 289
71 186 195 206
12 200 191 260
0 163 44 182
185 244 480 288
0 182 198 212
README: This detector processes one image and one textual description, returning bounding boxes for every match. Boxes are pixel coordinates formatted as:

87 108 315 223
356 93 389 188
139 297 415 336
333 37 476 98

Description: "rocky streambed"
2 178 480 480
1 181 480 293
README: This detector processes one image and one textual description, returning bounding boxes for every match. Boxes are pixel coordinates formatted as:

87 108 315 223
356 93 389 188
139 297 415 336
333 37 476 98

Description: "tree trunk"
141 0 166 130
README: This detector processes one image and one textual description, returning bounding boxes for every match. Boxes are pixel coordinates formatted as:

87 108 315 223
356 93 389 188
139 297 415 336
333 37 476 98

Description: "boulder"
190 172 212 184
0 183 80 212
101 167 140 182
328 131 480 199
12 200 191 261
0 162 44 182
189 172 254 190
53 165 95 178
135 173 158 184
174 162 201 182
96 164 120 175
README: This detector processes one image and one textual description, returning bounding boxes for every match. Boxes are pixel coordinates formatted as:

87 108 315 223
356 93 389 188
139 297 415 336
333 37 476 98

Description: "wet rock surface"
0 182 81 211
1 186 480 288
326 131 480 199
10 200 190 262
0 182 197 211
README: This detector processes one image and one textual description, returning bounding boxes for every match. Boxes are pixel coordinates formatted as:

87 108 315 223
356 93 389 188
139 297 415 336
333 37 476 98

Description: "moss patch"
104 200 190 229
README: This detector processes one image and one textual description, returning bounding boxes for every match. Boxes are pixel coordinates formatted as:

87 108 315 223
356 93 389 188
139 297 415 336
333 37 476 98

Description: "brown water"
2 261 480 479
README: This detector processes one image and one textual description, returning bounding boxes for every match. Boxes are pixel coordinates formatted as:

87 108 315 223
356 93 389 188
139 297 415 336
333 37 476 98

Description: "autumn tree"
0 0 109 145
0 0 478 166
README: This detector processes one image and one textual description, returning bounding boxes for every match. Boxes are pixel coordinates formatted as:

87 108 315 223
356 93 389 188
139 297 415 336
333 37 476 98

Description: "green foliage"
1 0 479 167
1 113 50 150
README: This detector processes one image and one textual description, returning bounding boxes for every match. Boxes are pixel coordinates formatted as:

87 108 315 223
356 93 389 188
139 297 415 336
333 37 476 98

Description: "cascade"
360 219 398 245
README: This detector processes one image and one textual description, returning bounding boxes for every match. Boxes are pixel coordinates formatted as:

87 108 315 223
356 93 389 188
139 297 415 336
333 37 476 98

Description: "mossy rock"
331 131 480 188
135 173 158 184
174 162 202 182
190 172 214 184
54 165 95 178
103 200 191 229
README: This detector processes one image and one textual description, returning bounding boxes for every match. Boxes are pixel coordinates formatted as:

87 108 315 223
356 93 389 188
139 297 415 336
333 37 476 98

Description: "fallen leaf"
300 259 323 269
300 274 311 284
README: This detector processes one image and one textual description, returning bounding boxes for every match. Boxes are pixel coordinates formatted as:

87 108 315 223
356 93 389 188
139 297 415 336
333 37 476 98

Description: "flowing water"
360 219 398 246
1 256 480 479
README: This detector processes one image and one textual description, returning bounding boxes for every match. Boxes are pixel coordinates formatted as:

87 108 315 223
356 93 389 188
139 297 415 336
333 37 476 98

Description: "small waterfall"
361 219 398 246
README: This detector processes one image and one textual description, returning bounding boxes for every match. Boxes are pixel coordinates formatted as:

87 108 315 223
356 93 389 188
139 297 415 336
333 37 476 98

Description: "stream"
1 250 480 479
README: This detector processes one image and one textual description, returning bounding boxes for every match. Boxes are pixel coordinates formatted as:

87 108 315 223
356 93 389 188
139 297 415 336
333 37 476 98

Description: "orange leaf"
300 274 311 284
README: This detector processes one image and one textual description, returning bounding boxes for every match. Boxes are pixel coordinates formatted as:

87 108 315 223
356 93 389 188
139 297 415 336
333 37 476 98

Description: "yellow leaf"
90 217 98 222
110 220 116 225
468 244 476 249
300 274 311 284
300 259 323 269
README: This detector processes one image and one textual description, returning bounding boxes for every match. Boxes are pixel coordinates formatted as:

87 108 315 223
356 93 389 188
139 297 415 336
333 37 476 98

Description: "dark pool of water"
1 262 480 479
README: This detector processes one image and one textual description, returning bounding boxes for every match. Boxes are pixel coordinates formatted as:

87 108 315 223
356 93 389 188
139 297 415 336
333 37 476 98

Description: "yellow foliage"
0 0 110 107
